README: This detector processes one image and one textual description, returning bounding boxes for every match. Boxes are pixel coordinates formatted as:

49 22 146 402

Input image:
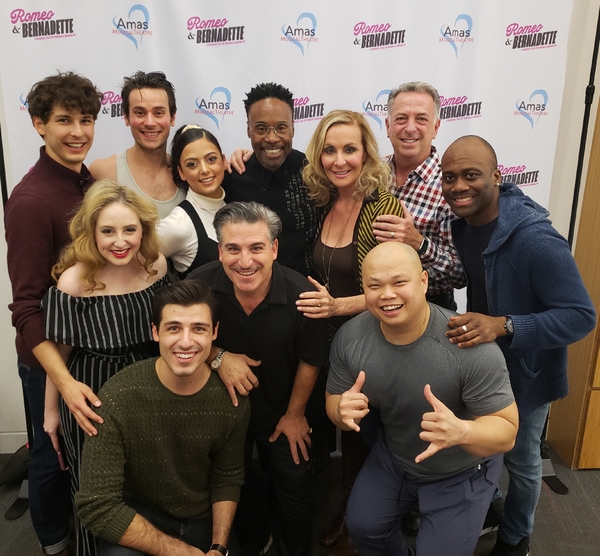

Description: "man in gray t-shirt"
326 242 518 556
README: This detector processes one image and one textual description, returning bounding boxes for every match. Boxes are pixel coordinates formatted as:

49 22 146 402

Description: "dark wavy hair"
122 71 177 117
27 72 102 123
152 279 217 327
170 125 223 190
243 82 294 115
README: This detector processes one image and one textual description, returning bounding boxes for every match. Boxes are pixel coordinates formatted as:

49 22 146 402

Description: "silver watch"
210 349 226 370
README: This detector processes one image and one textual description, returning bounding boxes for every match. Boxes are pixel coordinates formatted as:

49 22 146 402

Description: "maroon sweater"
4 147 94 368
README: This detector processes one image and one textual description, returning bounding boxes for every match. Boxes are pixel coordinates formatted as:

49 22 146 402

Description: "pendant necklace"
321 198 358 291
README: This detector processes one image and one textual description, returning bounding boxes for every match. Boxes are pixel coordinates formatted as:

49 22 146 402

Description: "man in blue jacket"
441 135 596 556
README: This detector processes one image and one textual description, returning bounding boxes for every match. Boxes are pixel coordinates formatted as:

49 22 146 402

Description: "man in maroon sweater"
4 72 102 556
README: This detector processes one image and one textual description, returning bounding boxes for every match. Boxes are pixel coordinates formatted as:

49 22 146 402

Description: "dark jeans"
98 497 241 555
18 361 71 553
346 438 502 556
234 427 312 556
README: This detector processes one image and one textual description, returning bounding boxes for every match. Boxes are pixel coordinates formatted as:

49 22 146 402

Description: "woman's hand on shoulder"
56 263 87 296
296 276 337 319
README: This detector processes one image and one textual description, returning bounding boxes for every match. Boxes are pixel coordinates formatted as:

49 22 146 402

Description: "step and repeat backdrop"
0 0 574 208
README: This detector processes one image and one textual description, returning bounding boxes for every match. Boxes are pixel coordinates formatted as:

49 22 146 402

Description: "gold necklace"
321 198 358 291
381 304 430 344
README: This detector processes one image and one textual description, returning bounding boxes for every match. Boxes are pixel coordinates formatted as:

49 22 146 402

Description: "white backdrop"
0 0 574 210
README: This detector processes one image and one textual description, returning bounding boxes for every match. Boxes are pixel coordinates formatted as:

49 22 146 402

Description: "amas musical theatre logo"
194 87 233 129
281 12 319 56
353 21 405 50
498 163 540 187
187 16 245 45
293 96 325 123
18 93 28 112
439 14 473 56
10 8 75 40
112 4 152 50
505 22 557 50
362 89 391 129
101 91 123 119
515 90 548 128
438 94 482 121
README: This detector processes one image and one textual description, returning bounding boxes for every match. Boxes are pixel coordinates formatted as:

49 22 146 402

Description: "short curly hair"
243 82 294 116
27 72 102 123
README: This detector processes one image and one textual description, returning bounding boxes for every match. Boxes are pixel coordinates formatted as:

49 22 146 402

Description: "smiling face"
33 105 95 172
385 91 440 168
218 220 278 301
94 202 143 266
320 124 366 192
247 98 294 170
177 137 226 199
441 137 502 226
363 243 429 340
124 88 175 152
152 303 217 390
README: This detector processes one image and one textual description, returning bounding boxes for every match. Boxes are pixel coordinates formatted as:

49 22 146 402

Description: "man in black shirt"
223 83 320 277
190 202 329 556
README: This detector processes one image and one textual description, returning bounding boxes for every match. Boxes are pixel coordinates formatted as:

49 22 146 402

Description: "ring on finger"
462 325 468 333
308 428 313 434
391 231 395 239
318 303 322 308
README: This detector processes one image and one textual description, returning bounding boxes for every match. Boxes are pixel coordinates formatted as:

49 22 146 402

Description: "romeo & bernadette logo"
499 164 540 187
294 96 325 123
505 23 557 50
101 91 124 119
353 21 405 50
187 16 245 45
438 94 482 121
10 8 75 40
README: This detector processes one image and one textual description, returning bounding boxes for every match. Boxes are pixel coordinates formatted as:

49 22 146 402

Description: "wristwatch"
210 543 229 556
417 236 430 256
210 349 226 370
504 317 514 336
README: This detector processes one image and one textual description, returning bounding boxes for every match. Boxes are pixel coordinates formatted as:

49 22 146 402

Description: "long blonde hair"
52 180 160 291
302 110 391 207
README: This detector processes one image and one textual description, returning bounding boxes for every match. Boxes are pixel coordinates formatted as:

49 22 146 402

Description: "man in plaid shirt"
373 81 465 311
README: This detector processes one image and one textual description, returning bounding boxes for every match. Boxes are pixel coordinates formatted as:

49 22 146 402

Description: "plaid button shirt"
385 147 466 295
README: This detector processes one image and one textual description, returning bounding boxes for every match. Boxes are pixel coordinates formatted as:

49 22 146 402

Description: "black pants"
234 427 312 556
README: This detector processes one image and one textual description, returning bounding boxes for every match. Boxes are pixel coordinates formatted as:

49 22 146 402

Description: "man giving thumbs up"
326 242 518 556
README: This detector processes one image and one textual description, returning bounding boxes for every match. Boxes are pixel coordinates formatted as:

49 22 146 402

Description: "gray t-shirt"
327 303 514 480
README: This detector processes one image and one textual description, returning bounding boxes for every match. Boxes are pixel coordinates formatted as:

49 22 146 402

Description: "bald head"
363 242 422 282
443 135 498 172
441 135 502 227
362 242 429 333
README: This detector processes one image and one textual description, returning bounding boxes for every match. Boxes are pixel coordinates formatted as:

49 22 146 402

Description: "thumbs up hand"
337 371 370 432
415 384 467 463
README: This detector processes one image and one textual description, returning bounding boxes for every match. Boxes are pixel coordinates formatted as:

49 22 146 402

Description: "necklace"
321 198 358 291
381 304 430 344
